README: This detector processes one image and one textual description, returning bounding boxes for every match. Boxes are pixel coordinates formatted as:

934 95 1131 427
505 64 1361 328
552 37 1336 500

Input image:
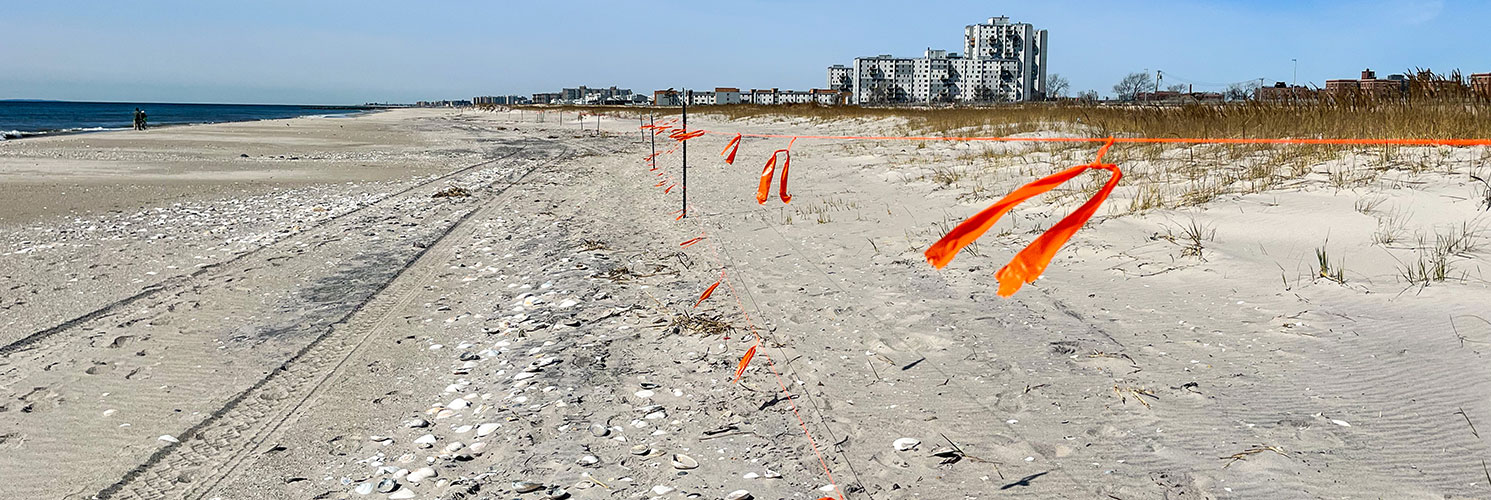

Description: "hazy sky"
2 0 1485 104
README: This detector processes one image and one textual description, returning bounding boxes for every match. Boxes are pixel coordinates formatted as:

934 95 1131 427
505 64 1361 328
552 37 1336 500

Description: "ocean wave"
1 127 124 140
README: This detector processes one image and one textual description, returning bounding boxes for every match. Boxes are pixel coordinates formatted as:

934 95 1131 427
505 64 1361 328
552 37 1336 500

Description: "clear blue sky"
2 0 1485 104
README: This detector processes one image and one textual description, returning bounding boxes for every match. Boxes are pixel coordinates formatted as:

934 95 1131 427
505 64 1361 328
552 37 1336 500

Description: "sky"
2 0 1487 105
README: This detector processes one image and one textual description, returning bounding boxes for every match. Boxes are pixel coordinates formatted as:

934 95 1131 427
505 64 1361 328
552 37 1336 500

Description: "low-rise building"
1256 82 1317 102
1325 69 1407 99
1473 73 1491 96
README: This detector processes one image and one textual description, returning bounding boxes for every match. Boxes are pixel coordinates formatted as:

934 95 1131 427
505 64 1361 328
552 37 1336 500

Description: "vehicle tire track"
0 143 533 359
95 146 571 500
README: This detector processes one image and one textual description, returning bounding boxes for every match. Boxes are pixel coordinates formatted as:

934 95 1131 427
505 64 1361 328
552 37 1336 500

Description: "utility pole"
1292 58 1299 101
1156 70 1163 97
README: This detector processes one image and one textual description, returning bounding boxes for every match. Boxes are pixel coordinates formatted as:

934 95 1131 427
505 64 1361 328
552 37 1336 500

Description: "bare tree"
1113 72 1155 101
1165 84 1188 93
1046 73 1071 98
1225 81 1260 101
1077 90 1100 102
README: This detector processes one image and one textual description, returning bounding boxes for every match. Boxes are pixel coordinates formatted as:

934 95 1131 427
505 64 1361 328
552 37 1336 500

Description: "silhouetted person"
136 109 148 130
133 108 142 130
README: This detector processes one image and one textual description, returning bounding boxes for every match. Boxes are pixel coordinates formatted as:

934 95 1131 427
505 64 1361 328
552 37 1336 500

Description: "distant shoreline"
1 102 388 140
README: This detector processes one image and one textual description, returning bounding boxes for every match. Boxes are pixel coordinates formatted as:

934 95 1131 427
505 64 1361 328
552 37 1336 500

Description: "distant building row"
827 16 1049 104
416 100 472 107
1257 69 1491 101
529 86 649 105
650 88 850 106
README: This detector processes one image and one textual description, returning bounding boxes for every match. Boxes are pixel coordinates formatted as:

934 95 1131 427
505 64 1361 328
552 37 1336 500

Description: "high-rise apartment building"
833 16 1047 104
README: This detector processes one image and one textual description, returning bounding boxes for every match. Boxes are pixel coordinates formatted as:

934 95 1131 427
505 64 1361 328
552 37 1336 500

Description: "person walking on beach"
132 109 142 130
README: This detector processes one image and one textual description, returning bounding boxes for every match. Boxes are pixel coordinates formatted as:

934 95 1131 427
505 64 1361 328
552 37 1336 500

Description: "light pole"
1292 59 1298 87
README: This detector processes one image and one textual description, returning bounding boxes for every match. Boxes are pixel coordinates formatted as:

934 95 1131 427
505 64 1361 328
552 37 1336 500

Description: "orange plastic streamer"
665 184 676 194
754 138 797 204
925 138 1122 297
733 344 757 383
721 134 742 164
680 237 705 247
694 280 721 308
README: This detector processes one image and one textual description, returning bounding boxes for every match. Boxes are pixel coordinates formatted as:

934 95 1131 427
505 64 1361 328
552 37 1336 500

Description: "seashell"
376 478 399 493
577 455 600 466
353 482 374 495
453 425 473 434
545 487 570 499
893 437 920 451
634 389 655 398
407 467 437 483
448 398 471 410
763 469 781 479
651 485 675 495
670 453 698 470
443 441 464 452
513 481 544 493
476 423 500 437
388 490 416 500
413 434 438 448
588 423 609 437
725 490 753 500
405 418 430 428
630 444 652 456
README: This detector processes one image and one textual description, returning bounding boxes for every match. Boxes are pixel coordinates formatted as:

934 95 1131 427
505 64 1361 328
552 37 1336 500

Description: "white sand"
0 108 1487 499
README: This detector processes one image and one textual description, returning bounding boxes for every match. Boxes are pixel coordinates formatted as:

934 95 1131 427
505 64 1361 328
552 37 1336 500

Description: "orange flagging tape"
694 280 721 308
722 134 742 164
665 184 677 194
700 130 1491 147
733 343 757 383
755 138 798 204
680 236 705 247
925 138 1122 297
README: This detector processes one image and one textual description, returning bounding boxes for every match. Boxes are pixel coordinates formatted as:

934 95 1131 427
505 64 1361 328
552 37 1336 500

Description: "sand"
1 107 1488 499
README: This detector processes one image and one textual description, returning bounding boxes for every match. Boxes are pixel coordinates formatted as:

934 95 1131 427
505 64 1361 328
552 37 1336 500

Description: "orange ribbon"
721 134 742 164
664 184 676 193
680 237 705 247
755 138 797 204
733 344 757 383
925 138 1122 297
694 280 721 308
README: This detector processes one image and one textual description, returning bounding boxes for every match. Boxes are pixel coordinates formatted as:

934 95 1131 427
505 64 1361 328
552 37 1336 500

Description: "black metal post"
649 111 656 165
682 90 689 219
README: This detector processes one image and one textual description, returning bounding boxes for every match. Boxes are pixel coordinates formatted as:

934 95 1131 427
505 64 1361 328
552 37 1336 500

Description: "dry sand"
1 108 1488 499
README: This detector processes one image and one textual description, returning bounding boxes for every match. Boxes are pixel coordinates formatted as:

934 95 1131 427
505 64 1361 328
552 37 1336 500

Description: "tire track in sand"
95 147 572 500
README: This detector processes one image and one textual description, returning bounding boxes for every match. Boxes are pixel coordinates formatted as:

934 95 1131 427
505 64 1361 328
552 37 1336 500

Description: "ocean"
0 101 368 140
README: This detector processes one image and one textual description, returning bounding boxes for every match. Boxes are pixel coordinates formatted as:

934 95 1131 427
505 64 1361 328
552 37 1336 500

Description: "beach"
1 107 1488 499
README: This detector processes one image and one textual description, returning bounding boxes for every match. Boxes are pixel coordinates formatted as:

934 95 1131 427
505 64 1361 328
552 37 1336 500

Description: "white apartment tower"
834 16 1047 104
